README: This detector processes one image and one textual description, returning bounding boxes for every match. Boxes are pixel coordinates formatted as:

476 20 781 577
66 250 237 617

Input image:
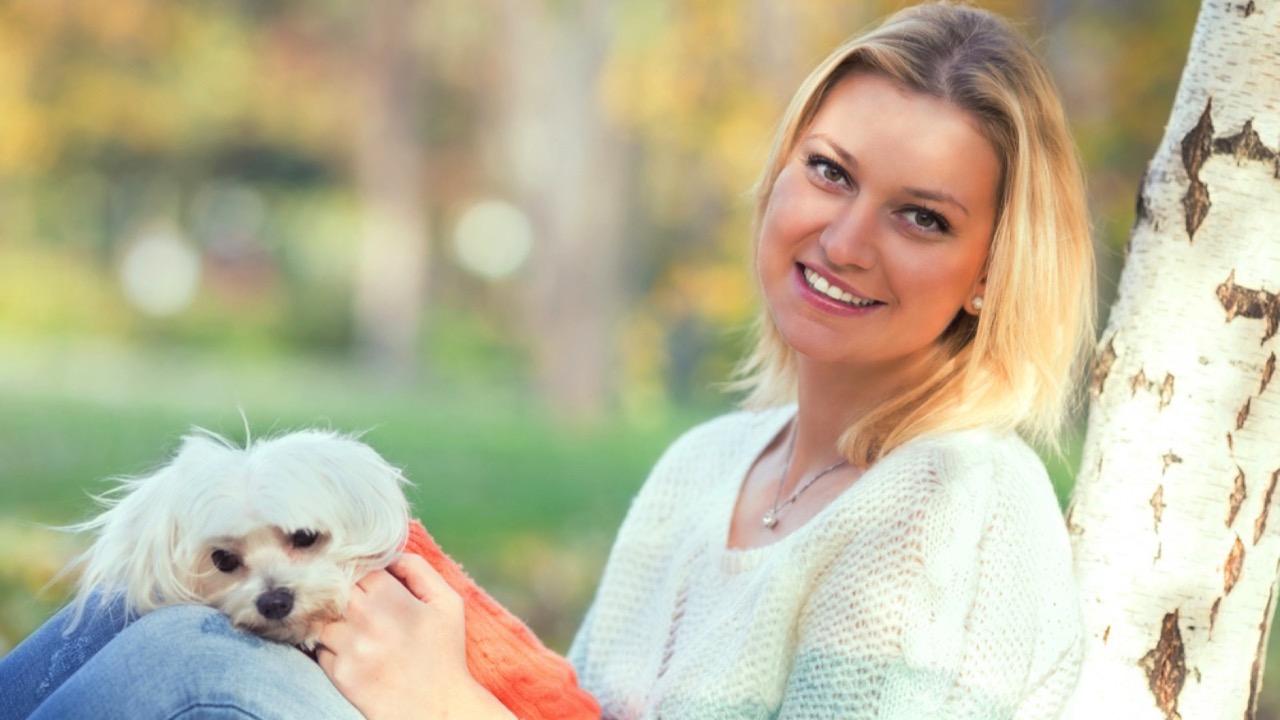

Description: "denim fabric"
0 602 363 720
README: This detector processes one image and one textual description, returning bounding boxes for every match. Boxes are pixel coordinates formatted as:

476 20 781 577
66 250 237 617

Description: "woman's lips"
794 264 883 315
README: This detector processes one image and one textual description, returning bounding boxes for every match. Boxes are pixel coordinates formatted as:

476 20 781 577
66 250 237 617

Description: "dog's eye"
290 529 320 549
211 549 241 573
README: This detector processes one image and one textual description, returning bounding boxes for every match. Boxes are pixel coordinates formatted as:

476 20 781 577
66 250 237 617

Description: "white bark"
1065 2 1280 718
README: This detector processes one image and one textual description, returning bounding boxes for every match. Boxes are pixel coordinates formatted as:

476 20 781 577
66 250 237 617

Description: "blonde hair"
735 2 1095 464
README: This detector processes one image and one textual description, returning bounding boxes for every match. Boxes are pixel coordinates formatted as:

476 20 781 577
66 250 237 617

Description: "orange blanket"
403 520 601 720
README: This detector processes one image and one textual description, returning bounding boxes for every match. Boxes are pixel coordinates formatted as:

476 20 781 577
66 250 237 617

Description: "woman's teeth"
803 268 878 307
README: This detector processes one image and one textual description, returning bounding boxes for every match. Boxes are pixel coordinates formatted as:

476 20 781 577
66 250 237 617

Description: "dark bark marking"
1224 535 1245 594
1180 100 1214 241
1209 597 1221 638
1091 338 1117 396
1229 466 1247 527
1234 1 1257 17
1262 352 1275 394
1253 469 1280 544
1134 167 1152 228
1247 583 1276 718
1237 397 1252 431
1151 484 1167 531
1131 368 1148 396
1161 452 1183 476
1216 270 1280 343
1141 611 1186 720
1227 431 1235 453
1128 370 1175 409
1103 625 1111 644
1135 189 1151 227
1213 118 1277 164
1065 502 1082 538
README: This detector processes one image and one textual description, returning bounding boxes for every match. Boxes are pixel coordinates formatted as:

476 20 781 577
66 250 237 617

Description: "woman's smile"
796 264 883 314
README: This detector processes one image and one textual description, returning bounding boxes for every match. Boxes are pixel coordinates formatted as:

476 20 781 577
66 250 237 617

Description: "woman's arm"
317 555 515 720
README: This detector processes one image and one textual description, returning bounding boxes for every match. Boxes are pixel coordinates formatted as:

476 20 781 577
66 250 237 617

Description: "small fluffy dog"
61 426 601 720
64 428 410 649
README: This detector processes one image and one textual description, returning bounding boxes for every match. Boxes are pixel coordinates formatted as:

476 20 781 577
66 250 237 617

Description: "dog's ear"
64 431 238 629
322 436 412 570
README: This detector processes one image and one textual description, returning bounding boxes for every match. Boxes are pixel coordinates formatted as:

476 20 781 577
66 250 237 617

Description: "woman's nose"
818 199 878 269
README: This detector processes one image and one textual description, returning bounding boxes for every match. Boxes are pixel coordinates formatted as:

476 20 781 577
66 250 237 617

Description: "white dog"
62 428 410 648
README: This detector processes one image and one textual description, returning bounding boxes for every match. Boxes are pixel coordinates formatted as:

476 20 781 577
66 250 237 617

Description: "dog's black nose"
257 588 294 620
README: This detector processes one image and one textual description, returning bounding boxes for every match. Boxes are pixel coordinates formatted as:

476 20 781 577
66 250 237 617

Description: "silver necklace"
762 429 850 530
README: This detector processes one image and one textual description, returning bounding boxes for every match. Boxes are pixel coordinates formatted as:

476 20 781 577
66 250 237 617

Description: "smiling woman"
737 4 1095 470
570 3 1097 717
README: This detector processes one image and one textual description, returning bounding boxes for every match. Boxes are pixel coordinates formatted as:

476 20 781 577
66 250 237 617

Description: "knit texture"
403 521 600 720
569 407 1083 719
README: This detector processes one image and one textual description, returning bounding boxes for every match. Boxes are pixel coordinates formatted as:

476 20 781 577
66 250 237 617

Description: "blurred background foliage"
6 0 1259 709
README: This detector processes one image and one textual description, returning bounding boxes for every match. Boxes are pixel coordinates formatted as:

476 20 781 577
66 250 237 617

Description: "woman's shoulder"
883 427 1049 488
866 428 1061 532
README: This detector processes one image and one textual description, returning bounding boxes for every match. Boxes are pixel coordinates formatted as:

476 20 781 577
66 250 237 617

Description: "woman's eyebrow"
904 187 970 216
807 134 859 171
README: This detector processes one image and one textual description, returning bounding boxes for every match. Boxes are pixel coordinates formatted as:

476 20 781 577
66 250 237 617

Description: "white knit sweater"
569 407 1082 719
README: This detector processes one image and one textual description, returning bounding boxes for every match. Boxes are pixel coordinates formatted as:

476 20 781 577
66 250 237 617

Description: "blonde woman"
1 3 1092 719
326 2 1095 718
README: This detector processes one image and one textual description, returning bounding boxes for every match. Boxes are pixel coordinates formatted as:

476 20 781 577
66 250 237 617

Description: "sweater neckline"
716 406 873 573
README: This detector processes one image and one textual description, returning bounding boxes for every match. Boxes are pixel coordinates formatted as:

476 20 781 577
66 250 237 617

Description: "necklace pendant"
762 511 779 529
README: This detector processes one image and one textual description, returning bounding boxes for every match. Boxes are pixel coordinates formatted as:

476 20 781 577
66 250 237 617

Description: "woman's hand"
316 554 515 720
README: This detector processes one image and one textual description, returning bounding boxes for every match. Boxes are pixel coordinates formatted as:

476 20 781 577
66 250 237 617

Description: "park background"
1 0 1259 712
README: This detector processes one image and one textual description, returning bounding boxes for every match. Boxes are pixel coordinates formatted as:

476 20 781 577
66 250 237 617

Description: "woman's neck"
789 352 936 472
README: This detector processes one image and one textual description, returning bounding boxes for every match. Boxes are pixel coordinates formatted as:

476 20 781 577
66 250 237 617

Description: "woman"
559 4 1094 717
1 3 1093 718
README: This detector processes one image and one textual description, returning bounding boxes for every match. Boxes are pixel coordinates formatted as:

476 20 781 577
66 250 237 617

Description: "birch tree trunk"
1064 2 1280 718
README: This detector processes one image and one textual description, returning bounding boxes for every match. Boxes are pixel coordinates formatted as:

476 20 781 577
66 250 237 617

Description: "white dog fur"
63 428 410 648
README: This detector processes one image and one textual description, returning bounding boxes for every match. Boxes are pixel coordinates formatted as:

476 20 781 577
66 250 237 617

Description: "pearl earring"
971 296 984 311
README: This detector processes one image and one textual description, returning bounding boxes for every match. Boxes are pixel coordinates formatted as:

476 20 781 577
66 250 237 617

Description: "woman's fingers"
312 558 504 719
385 554 458 608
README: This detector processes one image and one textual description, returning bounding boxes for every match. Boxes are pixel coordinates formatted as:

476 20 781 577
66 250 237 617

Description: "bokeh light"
118 225 202 317
451 199 534 280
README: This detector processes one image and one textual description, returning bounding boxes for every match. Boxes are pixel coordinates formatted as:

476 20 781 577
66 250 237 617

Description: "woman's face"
756 70 1000 379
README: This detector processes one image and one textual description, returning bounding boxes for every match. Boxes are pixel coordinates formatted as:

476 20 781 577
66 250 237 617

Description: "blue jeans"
0 599 363 719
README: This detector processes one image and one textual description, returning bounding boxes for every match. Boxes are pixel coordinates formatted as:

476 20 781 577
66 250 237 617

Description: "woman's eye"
211 549 241 573
904 207 950 233
806 155 848 186
290 529 320 548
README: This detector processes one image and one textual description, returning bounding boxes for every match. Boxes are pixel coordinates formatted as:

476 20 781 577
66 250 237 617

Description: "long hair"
734 2 1095 464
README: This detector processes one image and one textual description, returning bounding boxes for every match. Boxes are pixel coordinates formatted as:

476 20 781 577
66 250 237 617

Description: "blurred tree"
492 0 627 417
351 0 430 377
1065 2 1280 717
